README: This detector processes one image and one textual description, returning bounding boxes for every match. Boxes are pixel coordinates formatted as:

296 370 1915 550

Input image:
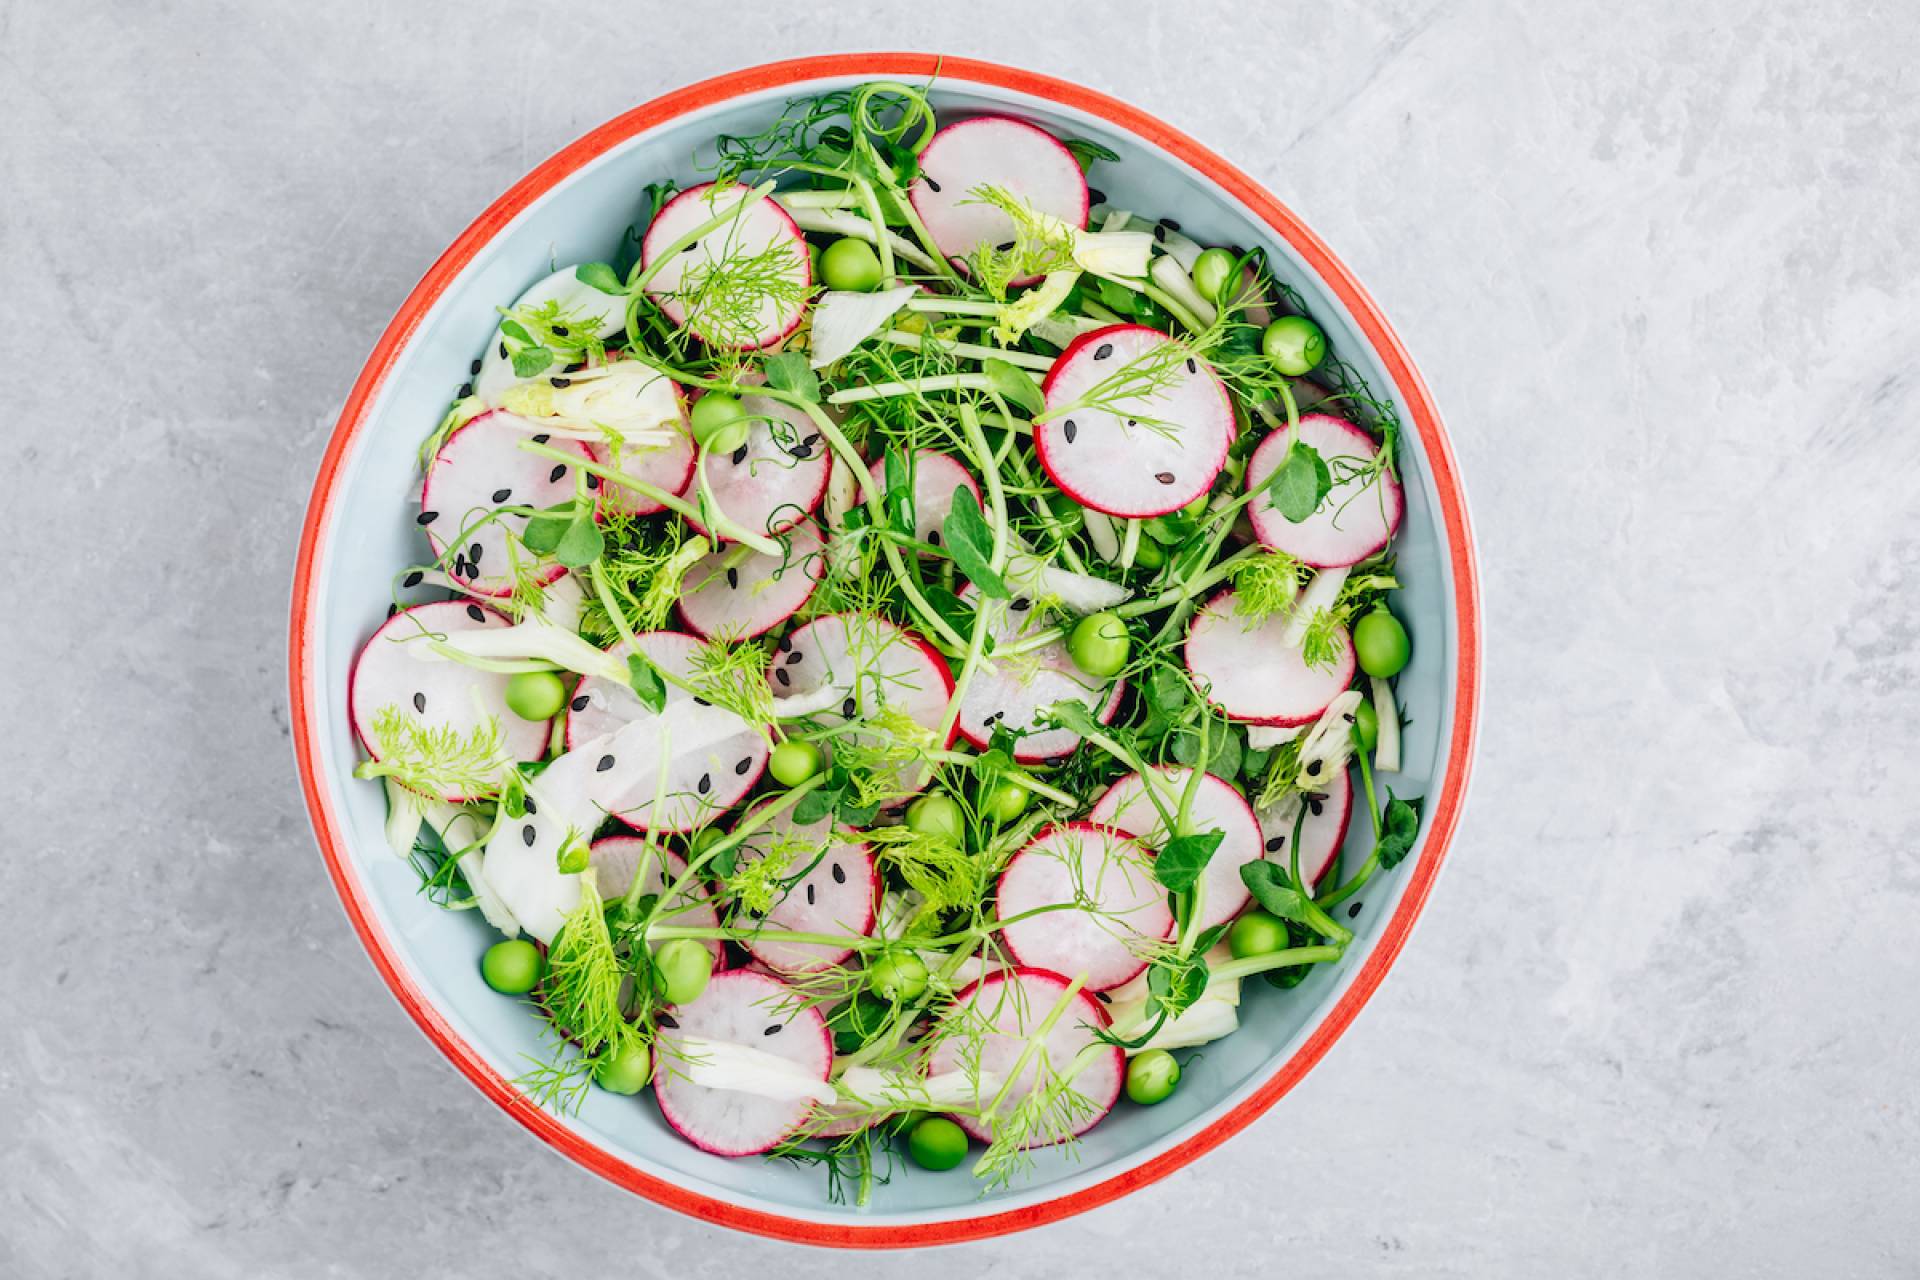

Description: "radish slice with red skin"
769 614 955 795
1245 414 1403 568
1185 588 1355 727
653 970 832 1157
953 587 1124 762
1037 325 1234 518
420 410 591 597
866 450 979 553
685 392 830 544
995 822 1173 992
1088 767 1261 932
730 808 877 975
1256 767 1353 889
349 600 550 800
586 840 725 968
677 522 826 641
908 116 1090 284
639 182 811 350
926 967 1122 1146
565 631 769 832
585 361 695 517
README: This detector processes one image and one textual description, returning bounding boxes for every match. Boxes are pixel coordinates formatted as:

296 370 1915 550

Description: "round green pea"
820 237 884 291
1133 539 1166 571
1261 314 1327 376
690 392 752 455
1228 909 1290 960
481 939 544 995
1352 698 1380 752
1191 248 1237 304
769 739 824 787
653 938 713 1006
1068 612 1131 679
593 1040 653 1094
906 1115 969 1171
1353 608 1411 678
906 794 965 846
868 950 929 1003
504 670 567 721
1126 1050 1181 1105
982 779 1031 824
686 826 726 858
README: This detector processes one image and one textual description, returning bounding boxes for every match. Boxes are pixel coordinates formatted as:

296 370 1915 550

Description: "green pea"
686 826 726 858
690 392 751 454
1126 1050 1181 1105
906 794 965 846
906 1115 969 1171
1191 248 1237 304
504 670 567 721
654 937 713 1006
593 1040 653 1094
1228 909 1290 960
1352 698 1380 753
1261 315 1327 376
982 780 1031 824
1068 612 1131 679
769 739 824 787
1352 608 1410 678
481 939 544 995
867 950 929 1003
1133 539 1166 571
821 237 884 291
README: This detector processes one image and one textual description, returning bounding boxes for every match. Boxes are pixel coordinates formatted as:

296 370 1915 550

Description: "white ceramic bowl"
289 54 1482 1247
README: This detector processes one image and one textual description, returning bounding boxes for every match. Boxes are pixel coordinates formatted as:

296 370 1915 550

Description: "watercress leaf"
1240 860 1313 922
1154 829 1225 893
982 358 1044 417
923 582 975 641
520 503 574 555
499 319 534 345
1193 922 1231 955
1146 667 1189 717
1208 727 1243 782
554 512 604 568
792 787 839 825
1170 730 1201 767
626 653 667 715
839 798 881 827
1146 951 1209 1018
763 351 820 403
1042 698 1102 738
511 346 555 378
942 488 1009 598
883 447 914 536
1063 138 1122 167
1377 790 1424 869
1242 746 1273 780
574 262 624 294
1096 277 1138 316
1266 441 1331 523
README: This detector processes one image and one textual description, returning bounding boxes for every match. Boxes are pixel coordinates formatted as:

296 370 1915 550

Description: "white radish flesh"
1088 768 1262 932
419 410 591 597
587 839 723 966
1245 414 1403 568
677 523 826 641
953 588 1124 762
1256 767 1354 889
686 393 830 543
640 183 811 350
867 450 980 554
1185 588 1354 727
730 808 876 975
909 115 1089 283
995 823 1172 992
653 970 832 1156
770 614 954 794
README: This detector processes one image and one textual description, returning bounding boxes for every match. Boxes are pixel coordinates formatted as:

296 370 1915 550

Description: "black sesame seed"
1305 760 1322 776
831 863 846 885
656 1012 678 1029
730 445 749 466
549 464 567 483
1155 472 1175 485
928 530 941 546
550 376 571 388
1088 187 1106 205
532 433 550 445
785 651 803 665
1152 224 1166 243
402 570 424 587
386 603 398 617
735 757 753 775
1094 343 1114 360
417 511 439 526
1162 218 1181 232
806 884 816 906
841 696 856 717
492 487 512 504
564 361 585 374
1265 836 1285 852
697 773 711 795
925 176 942 193
1093 990 1112 1004
522 796 536 815
1186 358 1198 374
1308 798 1325 817
693 696 712 708
1012 598 1031 612
763 1024 782 1036
726 568 739 589
470 358 483 376
596 755 615 772
1063 419 1078 443
774 668 791 687
777 635 792 652
522 825 536 847
571 695 590 712
996 240 1015 252
1347 901 1363 919
412 691 426 714
1126 418 1138 428
457 382 473 398
468 542 483 564
465 604 486 623
551 325 569 338
499 341 509 359
585 474 599 491
683 242 698 254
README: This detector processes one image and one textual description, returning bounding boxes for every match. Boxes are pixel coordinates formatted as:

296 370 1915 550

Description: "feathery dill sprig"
517 885 650 1114
1230 548 1310 622
356 705 510 801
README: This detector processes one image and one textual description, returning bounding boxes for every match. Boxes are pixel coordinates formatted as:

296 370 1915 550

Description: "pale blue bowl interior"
300 69 1463 1231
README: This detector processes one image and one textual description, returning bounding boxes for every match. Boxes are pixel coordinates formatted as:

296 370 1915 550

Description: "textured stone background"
4 0 1917 1275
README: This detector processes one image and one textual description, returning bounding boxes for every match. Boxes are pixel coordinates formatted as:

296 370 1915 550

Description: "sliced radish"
1037 325 1234 518
1185 589 1354 727
731 807 877 975
473 266 628 405
685 392 830 543
640 183 810 350
1256 767 1353 889
586 361 695 517
677 522 826 641
996 823 1173 992
867 450 980 553
926 967 1121 1145
1088 768 1260 932
420 409 591 597
654 970 832 1156
770 614 955 794
953 588 1124 762
587 839 725 966
348 601 550 802
909 116 1089 283
1246 414 1403 567
564 632 768 831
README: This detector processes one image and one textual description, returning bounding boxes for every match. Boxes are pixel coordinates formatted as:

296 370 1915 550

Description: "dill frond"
688 637 776 731
862 823 982 919
356 704 510 800
1231 548 1309 622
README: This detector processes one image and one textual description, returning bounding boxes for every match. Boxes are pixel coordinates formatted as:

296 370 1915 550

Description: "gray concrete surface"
5 0 1918 1275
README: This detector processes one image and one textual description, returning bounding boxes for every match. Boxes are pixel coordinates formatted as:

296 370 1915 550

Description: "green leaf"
1377 791 1424 870
883 447 914 537
763 351 820 403
1146 951 1209 1019
1063 138 1122 167
1265 441 1331 523
923 582 974 641
626 653 667 715
1096 277 1139 316
1043 698 1104 738
575 262 624 294
520 503 574 555
556 838 590 874
1240 860 1313 923
1145 668 1189 718
839 798 881 827
1154 829 1225 894
554 512 604 569
981 358 1045 418
941 488 1009 598
792 787 839 825
499 318 534 345
511 345 555 378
